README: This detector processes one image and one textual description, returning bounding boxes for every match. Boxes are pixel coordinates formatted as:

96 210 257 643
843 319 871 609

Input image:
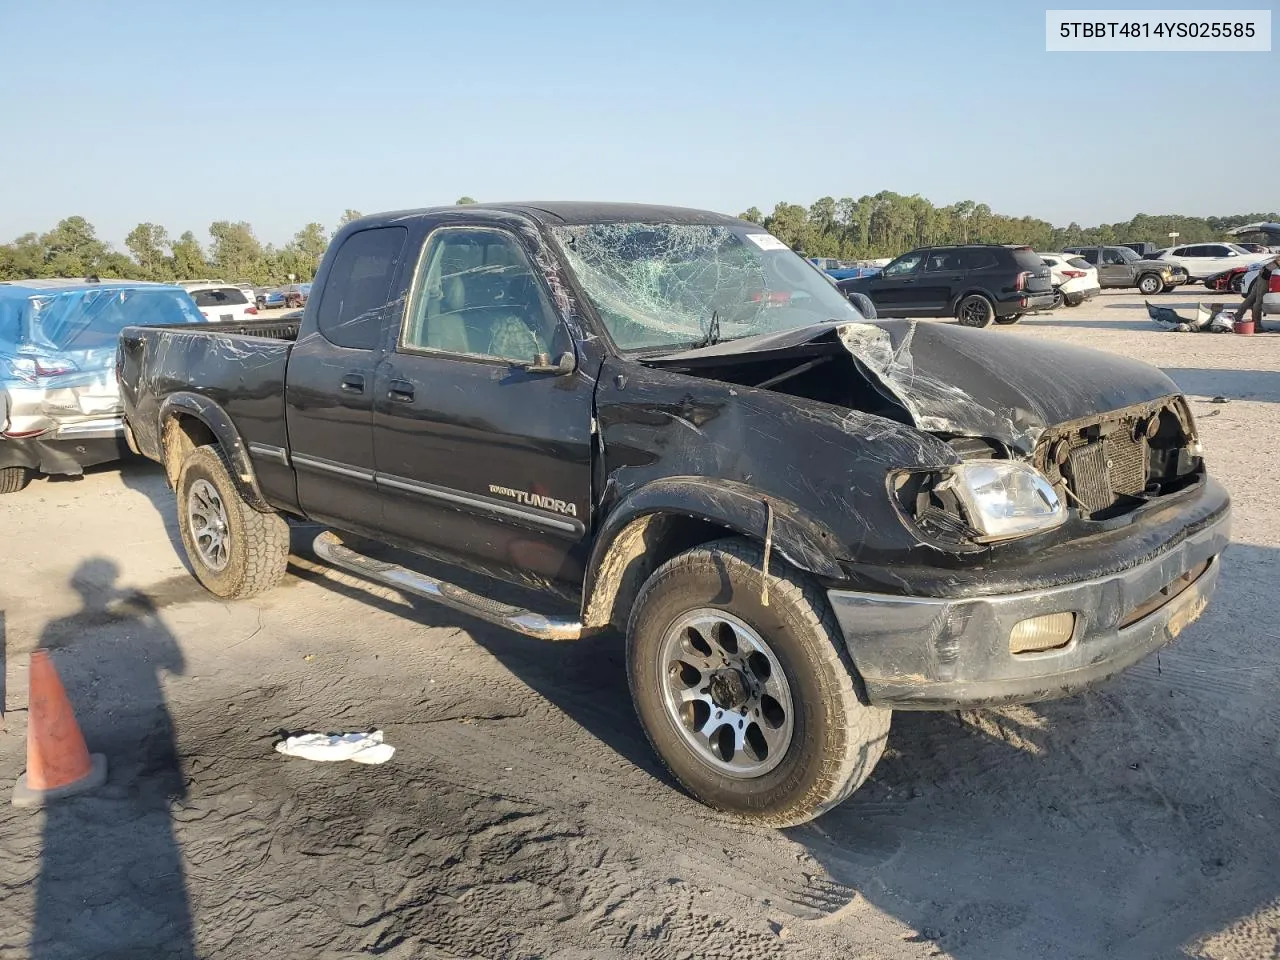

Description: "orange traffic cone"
12 650 107 807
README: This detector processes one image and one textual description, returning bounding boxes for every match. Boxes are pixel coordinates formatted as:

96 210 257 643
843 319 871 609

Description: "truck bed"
118 318 299 469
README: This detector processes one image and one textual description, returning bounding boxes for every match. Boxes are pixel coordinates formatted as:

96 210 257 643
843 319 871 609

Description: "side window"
958 250 999 271
401 227 565 362
882 252 925 277
316 227 408 350
1206 245 1231 257
1078 248 1099 265
1101 248 1126 265
924 251 961 271
1172 247 1188 257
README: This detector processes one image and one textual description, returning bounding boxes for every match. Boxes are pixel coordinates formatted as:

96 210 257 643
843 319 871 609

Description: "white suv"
1154 243 1274 281
1038 253 1101 308
185 283 259 322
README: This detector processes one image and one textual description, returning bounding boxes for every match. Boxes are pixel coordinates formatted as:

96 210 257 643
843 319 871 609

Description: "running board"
312 530 583 641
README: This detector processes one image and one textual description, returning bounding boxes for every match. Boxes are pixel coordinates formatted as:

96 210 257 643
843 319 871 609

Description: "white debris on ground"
275 730 395 764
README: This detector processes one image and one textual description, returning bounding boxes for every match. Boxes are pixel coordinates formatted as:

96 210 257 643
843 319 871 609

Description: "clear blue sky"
1 0 1276 248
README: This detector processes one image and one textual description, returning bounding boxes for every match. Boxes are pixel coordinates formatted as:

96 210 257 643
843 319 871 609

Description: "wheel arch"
949 287 995 316
158 393 272 512
581 478 846 631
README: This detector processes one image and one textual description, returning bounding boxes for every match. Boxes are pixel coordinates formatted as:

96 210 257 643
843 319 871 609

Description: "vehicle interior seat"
422 274 470 354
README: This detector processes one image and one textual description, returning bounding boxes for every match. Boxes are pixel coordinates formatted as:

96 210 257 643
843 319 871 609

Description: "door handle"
388 379 415 403
340 374 365 394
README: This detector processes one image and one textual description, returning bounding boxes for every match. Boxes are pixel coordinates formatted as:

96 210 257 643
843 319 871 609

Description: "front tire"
0 466 32 495
956 294 995 328
626 538 890 827
1137 273 1163 296
176 445 289 599
994 312 1023 325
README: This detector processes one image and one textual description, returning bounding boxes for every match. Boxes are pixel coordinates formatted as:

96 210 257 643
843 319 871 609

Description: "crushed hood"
646 320 1182 455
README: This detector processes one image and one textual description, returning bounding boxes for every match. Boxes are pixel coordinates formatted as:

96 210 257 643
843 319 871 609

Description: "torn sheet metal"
649 319 1184 455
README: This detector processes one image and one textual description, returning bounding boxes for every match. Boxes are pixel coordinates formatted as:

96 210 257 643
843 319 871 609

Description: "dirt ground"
2 290 1278 960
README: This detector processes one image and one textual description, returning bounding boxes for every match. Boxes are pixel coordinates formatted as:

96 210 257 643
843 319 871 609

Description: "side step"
312 530 584 641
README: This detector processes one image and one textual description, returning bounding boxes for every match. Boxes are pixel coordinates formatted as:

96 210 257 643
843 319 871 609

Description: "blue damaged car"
0 278 207 493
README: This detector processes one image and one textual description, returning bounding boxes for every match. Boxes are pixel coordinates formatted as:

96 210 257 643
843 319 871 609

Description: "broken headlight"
893 461 1067 545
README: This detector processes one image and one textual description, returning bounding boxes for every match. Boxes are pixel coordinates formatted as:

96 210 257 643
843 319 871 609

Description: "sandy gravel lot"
1 290 1278 960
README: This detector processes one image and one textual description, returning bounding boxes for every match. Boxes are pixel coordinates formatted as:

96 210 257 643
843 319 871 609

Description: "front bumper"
829 491 1230 710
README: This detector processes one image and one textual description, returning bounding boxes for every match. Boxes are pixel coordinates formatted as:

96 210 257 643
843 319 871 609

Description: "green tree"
279 223 329 281
338 208 363 225
41 216 107 277
209 221 265 281
0 233 49 280
739 206 764 224
125 222 172 279
170 231 209 280
455 196 477 205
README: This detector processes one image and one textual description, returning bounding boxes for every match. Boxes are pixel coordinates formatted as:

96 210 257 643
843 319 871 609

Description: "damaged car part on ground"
117 203 1230 826
0 279 207 493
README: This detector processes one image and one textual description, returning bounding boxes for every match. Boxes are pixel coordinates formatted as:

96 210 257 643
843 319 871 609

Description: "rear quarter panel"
119 325 292 463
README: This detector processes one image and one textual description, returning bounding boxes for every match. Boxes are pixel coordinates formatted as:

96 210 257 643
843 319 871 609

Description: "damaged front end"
647 318 1210 550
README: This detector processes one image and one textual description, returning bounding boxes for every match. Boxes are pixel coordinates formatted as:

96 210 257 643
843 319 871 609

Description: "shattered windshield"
550 222 866 353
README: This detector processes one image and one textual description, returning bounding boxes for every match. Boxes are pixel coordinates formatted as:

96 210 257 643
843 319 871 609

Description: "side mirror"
516 351 576 376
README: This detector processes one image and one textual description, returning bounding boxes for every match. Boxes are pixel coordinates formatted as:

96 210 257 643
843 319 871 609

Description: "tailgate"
1013 247 1053 293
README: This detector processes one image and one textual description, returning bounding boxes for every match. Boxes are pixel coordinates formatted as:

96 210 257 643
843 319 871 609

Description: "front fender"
158 392 271 512
580 477 848 630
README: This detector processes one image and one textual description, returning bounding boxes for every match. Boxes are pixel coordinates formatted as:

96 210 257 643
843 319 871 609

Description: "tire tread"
628 538 889 827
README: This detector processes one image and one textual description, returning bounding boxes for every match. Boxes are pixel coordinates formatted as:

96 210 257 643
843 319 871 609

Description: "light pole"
1168 231 1179 248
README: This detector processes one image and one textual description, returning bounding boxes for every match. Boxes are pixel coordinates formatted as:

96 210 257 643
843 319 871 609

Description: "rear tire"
176 445 289 599
1137 274 1163 296
626 538 890 827
995 313 1023 325
956 294 995 328
1050 288 1065 310
0 466 32 495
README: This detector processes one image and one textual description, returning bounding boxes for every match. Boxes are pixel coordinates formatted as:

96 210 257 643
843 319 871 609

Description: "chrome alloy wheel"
658 609 795 779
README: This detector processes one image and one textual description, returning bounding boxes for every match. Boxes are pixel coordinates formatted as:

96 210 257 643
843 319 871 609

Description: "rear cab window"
315 226 409 350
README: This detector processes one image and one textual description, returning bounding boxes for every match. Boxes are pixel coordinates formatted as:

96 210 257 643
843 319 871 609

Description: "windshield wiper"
692 309 721 349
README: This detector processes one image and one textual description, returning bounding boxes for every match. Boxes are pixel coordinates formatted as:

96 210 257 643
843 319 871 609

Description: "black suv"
838 245 1054 327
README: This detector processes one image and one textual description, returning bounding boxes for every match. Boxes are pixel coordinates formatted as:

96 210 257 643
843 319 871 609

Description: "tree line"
0 198 479 285
738 194 1278 260
0 193 1273 283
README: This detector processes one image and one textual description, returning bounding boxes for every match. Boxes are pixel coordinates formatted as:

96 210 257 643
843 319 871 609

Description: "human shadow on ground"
30 558 196 960
1163 367 1280 403
292 529 1280 960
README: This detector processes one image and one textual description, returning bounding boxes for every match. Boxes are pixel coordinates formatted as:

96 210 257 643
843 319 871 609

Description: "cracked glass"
549 223 867 353
402 227 565 362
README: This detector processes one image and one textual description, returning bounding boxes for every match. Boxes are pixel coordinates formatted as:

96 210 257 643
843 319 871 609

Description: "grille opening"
1037 400 1199 519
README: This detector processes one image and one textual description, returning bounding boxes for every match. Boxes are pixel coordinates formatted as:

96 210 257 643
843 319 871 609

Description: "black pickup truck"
118 203 1230 826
